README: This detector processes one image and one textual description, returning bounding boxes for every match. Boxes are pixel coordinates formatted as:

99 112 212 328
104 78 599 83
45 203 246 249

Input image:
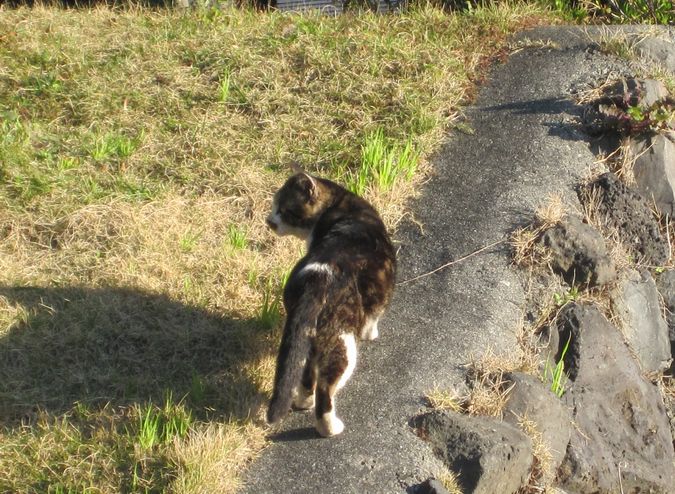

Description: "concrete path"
241 26 637 493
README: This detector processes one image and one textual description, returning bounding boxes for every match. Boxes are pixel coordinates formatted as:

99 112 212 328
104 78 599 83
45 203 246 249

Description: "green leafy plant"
258 279 282 329
91 132 143 161
180 229 202 253
347 128 419 195
135 392 192 450
552 285 579 307
227 224 248 250
219 69 231 103
543 334 571 398
623 102 675 134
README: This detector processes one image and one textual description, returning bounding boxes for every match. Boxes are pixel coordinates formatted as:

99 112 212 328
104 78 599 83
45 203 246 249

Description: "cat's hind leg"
315 333 356 437
293 350 317 410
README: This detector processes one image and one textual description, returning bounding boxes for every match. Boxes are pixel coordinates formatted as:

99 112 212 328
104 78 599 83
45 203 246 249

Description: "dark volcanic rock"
539 216 616 286
582 172 669 265
630 132 675 217
554 304 675 493
611 269 671 373
503 372 572 477
412 411 532 494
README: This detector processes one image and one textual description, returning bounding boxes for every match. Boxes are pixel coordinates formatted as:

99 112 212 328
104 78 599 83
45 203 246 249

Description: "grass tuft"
543 333 571 398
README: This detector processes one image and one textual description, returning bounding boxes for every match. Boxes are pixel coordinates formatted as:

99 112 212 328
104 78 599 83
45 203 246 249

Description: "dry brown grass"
515 414 555 493
510 194 566 269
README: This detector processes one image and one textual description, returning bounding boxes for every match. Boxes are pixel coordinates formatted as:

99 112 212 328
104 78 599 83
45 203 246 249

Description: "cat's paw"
361 319 379 341
316 412 344 437
292 389 315 410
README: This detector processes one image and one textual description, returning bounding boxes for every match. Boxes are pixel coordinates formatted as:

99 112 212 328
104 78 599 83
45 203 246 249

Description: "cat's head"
266 173 328 240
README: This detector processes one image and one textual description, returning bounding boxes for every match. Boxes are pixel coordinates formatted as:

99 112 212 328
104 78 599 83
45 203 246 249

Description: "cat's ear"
290 162 305 174
297 172 318 200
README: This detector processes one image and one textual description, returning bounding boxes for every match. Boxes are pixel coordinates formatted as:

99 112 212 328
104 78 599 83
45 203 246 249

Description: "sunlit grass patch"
347 128 419 196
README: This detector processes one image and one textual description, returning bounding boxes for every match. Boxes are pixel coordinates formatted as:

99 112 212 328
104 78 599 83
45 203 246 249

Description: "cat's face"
266 173 325 240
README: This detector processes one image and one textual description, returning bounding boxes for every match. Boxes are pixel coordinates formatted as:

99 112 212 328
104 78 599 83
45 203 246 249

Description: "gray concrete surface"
241 26 637 493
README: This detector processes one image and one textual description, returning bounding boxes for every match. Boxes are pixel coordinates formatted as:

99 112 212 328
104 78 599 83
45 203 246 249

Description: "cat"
265 171 396 437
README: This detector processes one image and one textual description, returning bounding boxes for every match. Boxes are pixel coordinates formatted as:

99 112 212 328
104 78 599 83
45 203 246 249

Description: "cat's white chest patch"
300 262 333 277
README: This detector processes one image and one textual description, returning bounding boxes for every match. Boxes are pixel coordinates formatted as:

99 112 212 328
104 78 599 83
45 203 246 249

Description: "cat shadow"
0 285 270 427
267 426 323 442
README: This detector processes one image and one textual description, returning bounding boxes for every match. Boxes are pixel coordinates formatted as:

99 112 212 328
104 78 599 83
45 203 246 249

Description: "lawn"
0 2 548 492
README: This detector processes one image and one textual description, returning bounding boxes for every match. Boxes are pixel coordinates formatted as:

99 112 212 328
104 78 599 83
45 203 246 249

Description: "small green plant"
626 105 645 122
258 279 282 329
552 285 579 307
135 393 192 450
189 373 207 406
219 69 231 102
543 334 571 398
180 229 202 253
91 132 142 161
347 129 419 195
138 404 162 450
622 102 675 134
227 224 248 250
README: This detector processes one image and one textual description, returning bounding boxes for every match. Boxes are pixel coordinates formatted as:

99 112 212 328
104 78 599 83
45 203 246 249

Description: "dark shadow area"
267 426 322 442
0 285 271 427
483 95 621 156
483 97 577 116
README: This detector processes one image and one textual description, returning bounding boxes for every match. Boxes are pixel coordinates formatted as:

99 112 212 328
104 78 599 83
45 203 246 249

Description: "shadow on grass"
0 285 272 427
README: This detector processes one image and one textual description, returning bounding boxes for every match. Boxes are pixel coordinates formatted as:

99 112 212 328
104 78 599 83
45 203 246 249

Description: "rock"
503 372 572 477
582 172 669 265
604 78 669 109
655 269 675 373
634 36 675 75
412 411 532 494
554 304 675 493
611 269 671 373
655 269 675 339
630 132 675 217
539 216 616 287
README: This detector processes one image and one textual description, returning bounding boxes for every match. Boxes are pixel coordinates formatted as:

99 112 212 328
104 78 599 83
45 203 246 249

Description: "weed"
219 69 232 103
258 279 283 330
138 404 162 450
227 224 248 250
347 128 419 196
553 285 580 307
180 229 202 253
135 393 193 450
543 333 571 398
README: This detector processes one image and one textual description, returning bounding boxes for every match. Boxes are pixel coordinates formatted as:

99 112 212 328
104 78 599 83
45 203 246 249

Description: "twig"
397 237 506 286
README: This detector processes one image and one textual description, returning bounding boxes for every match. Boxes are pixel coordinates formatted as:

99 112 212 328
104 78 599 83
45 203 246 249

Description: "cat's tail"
266 285 323 425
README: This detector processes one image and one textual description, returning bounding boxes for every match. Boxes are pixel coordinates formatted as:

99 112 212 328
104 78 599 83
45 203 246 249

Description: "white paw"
316 412 344 437
361 319 379 341
293 389 315 410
